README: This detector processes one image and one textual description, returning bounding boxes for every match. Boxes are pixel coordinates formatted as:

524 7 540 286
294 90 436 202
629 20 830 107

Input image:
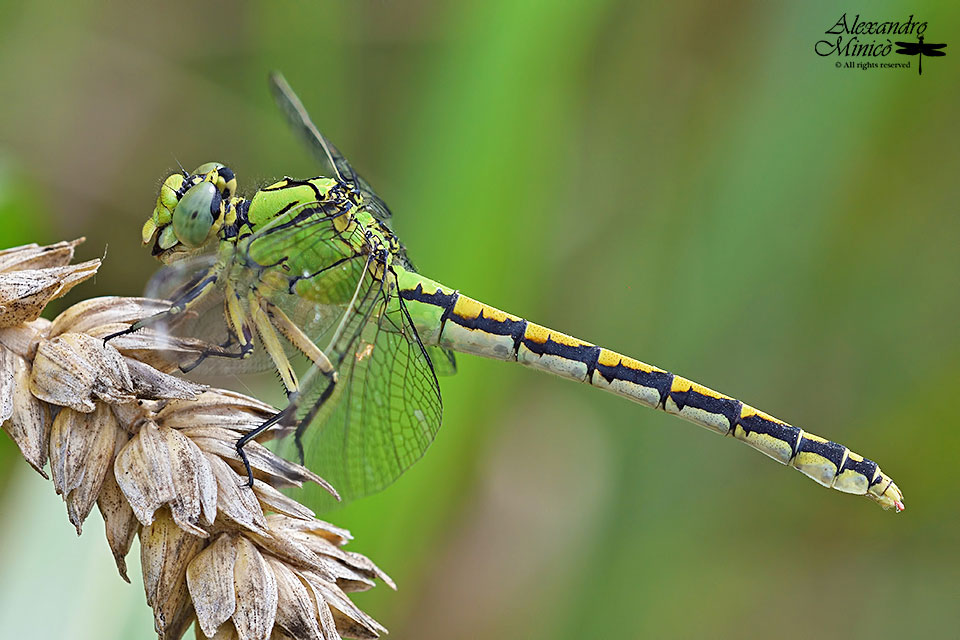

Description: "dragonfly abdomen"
398 270 903 511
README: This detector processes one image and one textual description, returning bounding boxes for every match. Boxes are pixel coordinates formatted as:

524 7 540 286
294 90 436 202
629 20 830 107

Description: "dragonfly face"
142 162 238 264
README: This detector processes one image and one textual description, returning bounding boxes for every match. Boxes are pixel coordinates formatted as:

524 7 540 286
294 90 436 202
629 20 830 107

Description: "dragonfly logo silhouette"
895 35 947 75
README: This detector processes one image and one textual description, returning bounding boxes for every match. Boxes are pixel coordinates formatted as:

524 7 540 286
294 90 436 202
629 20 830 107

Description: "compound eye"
172 182 221 248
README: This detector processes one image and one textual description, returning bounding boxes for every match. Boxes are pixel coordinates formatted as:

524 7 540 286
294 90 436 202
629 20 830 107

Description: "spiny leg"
291 370 339 465
235 400 300 487
248 292 300 396
262 296 336 376
235 292 338 486
178 333 245 373
234 374 339 487
103 267 220 342
236 251 379 487
178 280 261 372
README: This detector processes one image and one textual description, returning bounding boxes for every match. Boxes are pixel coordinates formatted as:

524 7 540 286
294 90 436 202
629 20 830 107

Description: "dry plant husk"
0 239 394 640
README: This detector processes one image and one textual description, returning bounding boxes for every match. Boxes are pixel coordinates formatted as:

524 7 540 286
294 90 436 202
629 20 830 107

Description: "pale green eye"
172 182 221 248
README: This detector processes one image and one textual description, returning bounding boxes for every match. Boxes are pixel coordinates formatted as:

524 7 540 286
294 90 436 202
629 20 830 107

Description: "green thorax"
228 176 406 307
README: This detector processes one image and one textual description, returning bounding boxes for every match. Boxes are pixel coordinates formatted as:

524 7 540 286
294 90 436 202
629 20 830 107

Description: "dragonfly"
110 73 904 512
894 35 947 76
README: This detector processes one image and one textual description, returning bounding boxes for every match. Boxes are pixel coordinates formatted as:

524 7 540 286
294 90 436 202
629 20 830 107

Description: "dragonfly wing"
145 254 218 301
144 255 225 348
146 259 296 375
247 208 372 310
279 266 442 507
427 346 457 376
144 245 345 377
269 72 394 222
267 73 420 268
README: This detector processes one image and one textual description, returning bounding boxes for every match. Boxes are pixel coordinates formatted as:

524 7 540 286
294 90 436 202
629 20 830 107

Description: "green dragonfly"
112 73 904 512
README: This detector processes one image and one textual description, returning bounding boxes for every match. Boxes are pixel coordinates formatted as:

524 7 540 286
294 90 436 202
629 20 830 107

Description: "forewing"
247 202 369 309
269 72 396 224
142 256 250 368
145 259 294 375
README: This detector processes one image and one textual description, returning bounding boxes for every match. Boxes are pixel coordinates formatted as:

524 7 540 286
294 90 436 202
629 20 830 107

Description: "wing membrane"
269 72 394 223
142 256 279 375
279 264 443 507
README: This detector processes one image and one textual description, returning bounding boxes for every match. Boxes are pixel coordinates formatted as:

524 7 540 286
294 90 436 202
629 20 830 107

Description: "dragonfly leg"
291 372 339 465
234 356 338 486
179 280 255 369
178 334 245 372
233 368 337 487
247 292 300 395
236 293 339 485
235 400 299 487
103 268 219 342
177 280 257 371
260 297 337 375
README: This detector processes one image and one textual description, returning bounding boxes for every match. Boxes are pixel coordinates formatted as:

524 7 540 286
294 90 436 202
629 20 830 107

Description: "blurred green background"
1 1 958 638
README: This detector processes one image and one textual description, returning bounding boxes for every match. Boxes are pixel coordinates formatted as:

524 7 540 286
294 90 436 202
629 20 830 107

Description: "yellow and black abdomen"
398 270 904 511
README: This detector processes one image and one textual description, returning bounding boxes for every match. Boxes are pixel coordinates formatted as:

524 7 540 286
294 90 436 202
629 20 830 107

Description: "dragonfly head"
142 162 238 263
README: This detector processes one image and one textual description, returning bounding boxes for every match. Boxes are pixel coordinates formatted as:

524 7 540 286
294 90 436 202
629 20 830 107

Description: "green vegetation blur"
0 1 957 638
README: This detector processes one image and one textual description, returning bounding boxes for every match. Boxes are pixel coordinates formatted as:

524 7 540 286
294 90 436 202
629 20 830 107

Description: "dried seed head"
180 520 391 640
32 332 137 410
49 402 125 533
0 344 51 475
0 239 99 329
0 240 98 469
0 240 393 640
48 296 214 373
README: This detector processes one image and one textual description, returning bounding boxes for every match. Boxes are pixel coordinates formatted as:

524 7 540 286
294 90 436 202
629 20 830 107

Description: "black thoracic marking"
282 177 325 203
594 360 674 406
261 178 324 200
737 412 802 456
522 336 601 374
222 199 250 238
236 198 250 223
668 387 742 429
210 189 223 220
217 166 235 183
252 199 296 232
840 455 880 484
796 437 847 468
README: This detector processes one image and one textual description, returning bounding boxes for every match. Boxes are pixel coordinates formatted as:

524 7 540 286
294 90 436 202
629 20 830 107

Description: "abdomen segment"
398 271 904 512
